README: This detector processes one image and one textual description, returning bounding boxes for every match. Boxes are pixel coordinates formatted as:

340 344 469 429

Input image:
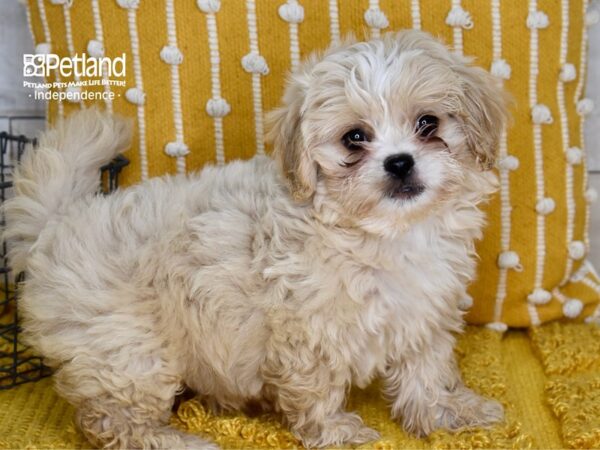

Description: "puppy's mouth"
386 181 426 200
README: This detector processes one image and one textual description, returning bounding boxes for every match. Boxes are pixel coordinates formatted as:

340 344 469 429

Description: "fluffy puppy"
4 30 508 449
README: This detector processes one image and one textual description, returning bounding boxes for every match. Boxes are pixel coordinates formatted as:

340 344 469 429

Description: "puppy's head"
267 31 509 231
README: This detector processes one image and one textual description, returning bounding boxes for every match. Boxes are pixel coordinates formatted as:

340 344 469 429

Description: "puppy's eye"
342 128 370 150
416 115 439 139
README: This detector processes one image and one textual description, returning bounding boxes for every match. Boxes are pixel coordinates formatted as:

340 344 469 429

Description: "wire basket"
0 131 129 389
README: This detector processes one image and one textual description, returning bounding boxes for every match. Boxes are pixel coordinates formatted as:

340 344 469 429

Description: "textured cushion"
2 325 600 448
24 0 600 327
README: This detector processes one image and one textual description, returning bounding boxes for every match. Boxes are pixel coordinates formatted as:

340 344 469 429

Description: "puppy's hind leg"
56 361 217 450
77 405 216 450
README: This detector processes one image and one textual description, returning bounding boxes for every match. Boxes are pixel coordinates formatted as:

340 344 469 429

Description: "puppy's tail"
3 108 132 272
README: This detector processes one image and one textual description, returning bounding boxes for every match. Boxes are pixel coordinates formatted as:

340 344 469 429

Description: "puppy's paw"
178 433 220 450
435 387 504 431
400 387 503 437
296 412 380 448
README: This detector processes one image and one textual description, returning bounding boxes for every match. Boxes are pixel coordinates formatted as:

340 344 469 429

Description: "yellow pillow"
24 0 600 327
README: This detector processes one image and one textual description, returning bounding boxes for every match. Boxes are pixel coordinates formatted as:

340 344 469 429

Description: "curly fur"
3 31 508 449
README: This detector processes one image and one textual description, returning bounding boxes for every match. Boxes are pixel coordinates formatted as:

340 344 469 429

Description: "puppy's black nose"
384 154 415 179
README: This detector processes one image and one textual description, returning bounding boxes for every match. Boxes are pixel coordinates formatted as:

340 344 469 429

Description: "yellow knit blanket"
1 324 599 449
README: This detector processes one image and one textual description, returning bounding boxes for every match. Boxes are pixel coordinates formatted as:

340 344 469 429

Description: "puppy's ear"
452 61 510 170
266 62 318 202
394 30 510 170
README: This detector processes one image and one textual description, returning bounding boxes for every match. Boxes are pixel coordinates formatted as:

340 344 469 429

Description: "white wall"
0 1 45 116
0 1 45 150
585 10 600 172
1 0 600 266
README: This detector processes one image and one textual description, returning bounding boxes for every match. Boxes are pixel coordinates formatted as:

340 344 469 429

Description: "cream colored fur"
4 31 508 449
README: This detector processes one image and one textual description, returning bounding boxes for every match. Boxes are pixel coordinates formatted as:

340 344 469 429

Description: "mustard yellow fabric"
2 325 600 449
24 2 599 323
530 323 600 448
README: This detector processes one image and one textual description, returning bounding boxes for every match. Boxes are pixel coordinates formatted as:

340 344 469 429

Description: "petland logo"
23 53 127 102
23 53 126 78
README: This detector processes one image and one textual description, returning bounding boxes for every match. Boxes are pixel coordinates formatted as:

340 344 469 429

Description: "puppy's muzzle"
384 153 425 199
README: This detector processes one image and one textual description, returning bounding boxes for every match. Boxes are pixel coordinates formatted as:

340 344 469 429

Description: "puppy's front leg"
384 330 503 437
262 327 379 448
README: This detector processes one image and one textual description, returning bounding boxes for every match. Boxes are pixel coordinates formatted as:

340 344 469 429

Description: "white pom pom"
563 299 583 318
241 53 269 75
445 6 473 29
585 187 598 203
160 46 183 65
125 87 145 105
35 42 51 55
497 251 522 271
363 8 389 30
577 98 594 116
527 11 549 29
568 241 586 260
165 142 190 157
87 39 104 59
527 288 552 305
536 197 555 215
65 85 81 102
458 294 473 310
566 147 583 165
491 59 511 79
586 9 600 27
498 155 519 171
116 0 139 9
278 1 304 24
206 98 230 117
560 63 577 82
486 322 508 333
531 104 553 124
197 0 220 13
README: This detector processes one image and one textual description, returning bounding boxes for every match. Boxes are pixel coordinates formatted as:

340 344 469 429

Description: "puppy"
4 30 508 449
